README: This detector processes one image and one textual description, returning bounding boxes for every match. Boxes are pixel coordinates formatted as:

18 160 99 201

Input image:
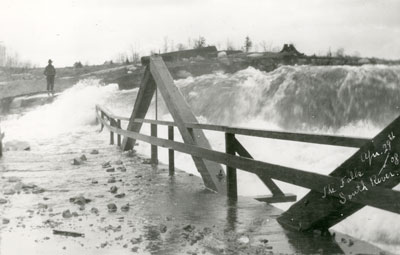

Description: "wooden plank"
278 115 400 232
255 194 297 203
226 133 237 200
185 123 368 148
149 56 226 194
96 104 130 121
97 113 400 214
121 67 155 150
53 230 85 237
127 117 369 148
95 107 369 148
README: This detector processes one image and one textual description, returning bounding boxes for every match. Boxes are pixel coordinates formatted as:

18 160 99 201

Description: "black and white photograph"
1 0 400 254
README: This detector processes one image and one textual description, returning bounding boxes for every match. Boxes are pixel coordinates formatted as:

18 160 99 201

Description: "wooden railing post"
225 133 237 200
150 124 158 164
168 125 175 175
117 119 121 147
110 118 115 145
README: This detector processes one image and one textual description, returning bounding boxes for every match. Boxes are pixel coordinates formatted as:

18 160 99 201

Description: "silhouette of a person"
44 59 56 96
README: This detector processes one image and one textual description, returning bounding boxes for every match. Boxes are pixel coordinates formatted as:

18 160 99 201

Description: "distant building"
280 44 304 57
0 42 5 67
141 46 218 65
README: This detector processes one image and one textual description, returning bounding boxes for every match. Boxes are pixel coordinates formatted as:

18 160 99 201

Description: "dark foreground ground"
0 128 392 255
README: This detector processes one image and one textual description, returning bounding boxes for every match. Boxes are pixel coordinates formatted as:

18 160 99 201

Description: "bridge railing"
95 104 400 213
94 56 400 232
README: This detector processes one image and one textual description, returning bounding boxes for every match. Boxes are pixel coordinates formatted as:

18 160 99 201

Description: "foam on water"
1 79 118 144
2 65 400 253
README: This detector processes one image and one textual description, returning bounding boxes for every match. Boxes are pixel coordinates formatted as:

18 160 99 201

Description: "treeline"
1 52 34 69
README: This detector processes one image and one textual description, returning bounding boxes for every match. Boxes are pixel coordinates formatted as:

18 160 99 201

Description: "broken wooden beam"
278 115 400 231
255 194 297 203
53 230 85 237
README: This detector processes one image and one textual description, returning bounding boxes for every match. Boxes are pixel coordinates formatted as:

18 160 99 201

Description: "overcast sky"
0 0 399 67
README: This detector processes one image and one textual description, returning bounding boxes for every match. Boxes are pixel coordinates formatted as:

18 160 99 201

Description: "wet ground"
0 129 394 255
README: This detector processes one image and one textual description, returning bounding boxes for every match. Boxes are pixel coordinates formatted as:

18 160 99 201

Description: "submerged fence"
96 56 400 232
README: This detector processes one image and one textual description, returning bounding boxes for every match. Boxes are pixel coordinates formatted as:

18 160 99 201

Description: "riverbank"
0 127 392 254
0 64 136 100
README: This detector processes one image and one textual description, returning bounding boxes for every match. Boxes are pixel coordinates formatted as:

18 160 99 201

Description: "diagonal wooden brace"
233 137 296 203
149 57 226 194
122 56 226 193
122 67 155 151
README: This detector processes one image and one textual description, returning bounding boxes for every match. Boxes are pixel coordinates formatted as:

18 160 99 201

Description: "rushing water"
2 64 400 253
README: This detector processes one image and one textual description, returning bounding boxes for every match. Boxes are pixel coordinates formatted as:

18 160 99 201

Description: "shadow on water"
284 229 343 254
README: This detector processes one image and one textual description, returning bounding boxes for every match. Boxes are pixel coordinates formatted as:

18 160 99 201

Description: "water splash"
1 79 118 142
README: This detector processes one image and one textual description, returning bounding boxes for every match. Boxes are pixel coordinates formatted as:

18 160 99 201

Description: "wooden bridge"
96 56 400 234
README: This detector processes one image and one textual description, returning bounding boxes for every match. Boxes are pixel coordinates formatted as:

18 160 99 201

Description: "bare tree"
0 47 33 68
129 44 140 64
5 52 20 67
170 39 175 52
226 39 235 51
244 36 252 53
259 40 274 52
187 37 192 49
163 36 169 53
259 41 267 52
326 47 332 57
352 51 361 58
271 46 281 52
193 36 206 49
216 42 221 50
115 52 127 64
176 43 186 51
335 47 345 57
254 44 259 52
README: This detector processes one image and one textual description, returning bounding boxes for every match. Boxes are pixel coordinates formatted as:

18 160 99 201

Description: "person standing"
44 59 56 96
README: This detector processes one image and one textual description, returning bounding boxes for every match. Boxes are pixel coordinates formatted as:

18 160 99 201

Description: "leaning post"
225 133 237 200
